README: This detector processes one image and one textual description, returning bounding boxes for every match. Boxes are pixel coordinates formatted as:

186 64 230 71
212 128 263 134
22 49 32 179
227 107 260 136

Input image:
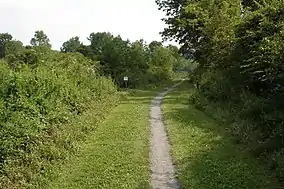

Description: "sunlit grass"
49 88 160 189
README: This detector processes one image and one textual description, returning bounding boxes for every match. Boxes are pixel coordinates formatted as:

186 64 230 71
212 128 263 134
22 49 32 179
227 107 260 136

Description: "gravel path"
149 81 183 189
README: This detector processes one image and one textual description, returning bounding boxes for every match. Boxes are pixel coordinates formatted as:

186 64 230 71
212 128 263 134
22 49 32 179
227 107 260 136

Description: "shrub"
0 51 118 188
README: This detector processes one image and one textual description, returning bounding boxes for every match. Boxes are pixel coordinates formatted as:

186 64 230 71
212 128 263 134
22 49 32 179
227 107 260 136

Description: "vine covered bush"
0 50 118 188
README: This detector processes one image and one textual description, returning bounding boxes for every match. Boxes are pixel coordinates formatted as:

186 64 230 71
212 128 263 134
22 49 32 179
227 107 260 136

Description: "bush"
0 51 118 188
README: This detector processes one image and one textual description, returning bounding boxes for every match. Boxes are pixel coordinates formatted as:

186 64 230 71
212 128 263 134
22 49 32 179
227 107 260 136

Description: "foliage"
149 40 163 52
0 33 15 58
62 32 186 88
157 0 284 182
61 36 83 53
4 40 24 56
0 27 189 187
0 33 12 43
0 50 118 188
148 46 175 82
30 30 51 49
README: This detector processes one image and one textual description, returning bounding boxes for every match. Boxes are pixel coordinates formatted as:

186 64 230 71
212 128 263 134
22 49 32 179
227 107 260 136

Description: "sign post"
123 76 128 89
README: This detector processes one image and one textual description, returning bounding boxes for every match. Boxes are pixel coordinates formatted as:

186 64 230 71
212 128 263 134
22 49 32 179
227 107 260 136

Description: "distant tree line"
0 30 193 88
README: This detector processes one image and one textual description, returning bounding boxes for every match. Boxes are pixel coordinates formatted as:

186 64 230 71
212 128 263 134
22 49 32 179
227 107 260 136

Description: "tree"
4 40 24 56
0 33 12 44
156 0 210 62
241 0 267 11
61 36 83 53
82 32 178 87
127 40 149 72
149 46 174 81
30 30 51 48
0 33 13 58
149 41 163 52
167 44 179 59
88 32 113 56
98 35 129 78
157 0 241 67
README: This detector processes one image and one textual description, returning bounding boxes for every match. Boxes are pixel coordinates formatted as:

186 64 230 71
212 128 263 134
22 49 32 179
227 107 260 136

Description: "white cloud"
0 0 177 50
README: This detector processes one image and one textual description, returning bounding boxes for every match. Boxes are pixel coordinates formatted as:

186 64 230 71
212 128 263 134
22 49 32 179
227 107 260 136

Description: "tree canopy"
61 36 83 53
157 0 284 181
30 30 51 48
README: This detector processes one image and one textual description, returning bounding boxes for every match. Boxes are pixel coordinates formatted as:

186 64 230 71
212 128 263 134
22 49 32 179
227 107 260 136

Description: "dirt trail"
149 81 183 189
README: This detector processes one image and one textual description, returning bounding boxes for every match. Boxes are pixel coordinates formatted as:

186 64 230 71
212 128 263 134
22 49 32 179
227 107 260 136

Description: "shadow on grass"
121 96 189 105
119 82 189 105
162 88 282 189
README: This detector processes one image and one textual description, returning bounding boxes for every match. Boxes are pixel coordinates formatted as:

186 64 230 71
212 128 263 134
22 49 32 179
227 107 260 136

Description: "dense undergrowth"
188 80 284 183
0 50 118 188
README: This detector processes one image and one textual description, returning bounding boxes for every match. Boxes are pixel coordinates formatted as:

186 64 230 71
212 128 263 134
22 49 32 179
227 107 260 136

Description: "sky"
0 0 177 50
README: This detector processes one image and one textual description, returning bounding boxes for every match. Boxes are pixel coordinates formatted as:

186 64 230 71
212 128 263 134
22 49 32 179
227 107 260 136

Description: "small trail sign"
123 76 129 88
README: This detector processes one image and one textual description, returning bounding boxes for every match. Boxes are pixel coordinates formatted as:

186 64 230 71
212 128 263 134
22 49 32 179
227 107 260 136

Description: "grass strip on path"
162 82 282 189
50 88 161 189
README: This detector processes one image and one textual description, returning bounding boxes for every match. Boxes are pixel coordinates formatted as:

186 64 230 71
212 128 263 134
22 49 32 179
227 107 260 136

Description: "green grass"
48 88 162 189
162 82 282 189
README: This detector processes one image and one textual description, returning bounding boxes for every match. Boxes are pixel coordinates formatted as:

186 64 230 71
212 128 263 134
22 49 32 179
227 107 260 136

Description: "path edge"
149 79 184 189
